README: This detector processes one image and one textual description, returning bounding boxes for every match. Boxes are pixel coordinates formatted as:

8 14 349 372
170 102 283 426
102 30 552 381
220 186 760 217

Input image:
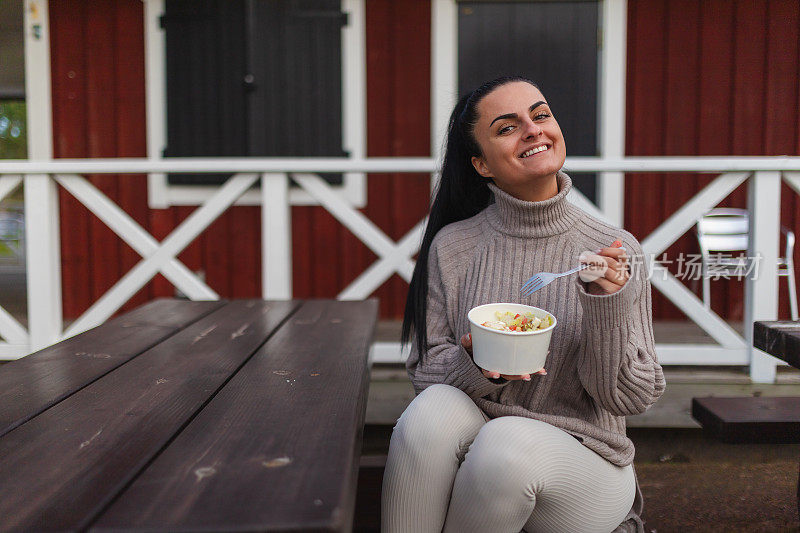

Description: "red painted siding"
50 0 800 322
51 0 91 318
364 0 431 318
50 0 431 320
626 0 800 320
51 0 143 317
292 0 431 320
290 0 431 321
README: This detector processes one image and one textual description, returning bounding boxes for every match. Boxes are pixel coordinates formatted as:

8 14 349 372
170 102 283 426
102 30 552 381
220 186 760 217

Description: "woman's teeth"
520 146 548 158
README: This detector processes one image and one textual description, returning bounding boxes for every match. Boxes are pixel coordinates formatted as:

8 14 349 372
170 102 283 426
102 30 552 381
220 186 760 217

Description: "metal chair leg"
787 263 799 321
702 268 711 310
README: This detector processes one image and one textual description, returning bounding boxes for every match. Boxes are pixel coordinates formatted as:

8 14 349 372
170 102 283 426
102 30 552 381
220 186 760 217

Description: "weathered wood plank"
0 299 224 438
691 396 800 443
753 321 800 368
94 299 378 532
0 300 299 531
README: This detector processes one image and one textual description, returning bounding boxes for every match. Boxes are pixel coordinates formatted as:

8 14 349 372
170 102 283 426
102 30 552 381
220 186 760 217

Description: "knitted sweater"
406 172 666 467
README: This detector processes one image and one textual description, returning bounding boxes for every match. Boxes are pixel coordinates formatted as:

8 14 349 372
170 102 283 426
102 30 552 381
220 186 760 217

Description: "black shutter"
163 0 248 185
163 0 346 187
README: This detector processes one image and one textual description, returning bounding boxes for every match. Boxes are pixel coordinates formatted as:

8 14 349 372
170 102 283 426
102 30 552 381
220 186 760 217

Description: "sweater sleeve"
405 237 509 399
575 240 666 416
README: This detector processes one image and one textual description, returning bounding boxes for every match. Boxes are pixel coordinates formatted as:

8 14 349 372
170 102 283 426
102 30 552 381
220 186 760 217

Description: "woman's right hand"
460 333 547 381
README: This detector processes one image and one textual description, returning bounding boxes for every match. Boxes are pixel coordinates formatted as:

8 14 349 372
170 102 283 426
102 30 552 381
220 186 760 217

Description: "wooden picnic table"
753 321 800 370
0 298 378 532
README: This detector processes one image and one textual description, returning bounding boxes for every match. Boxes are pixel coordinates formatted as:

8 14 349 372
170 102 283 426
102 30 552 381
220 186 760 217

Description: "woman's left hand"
579 241 630 295
460 333 547 381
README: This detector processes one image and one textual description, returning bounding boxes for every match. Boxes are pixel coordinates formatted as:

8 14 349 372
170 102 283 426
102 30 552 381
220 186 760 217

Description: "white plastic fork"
520 264 590 296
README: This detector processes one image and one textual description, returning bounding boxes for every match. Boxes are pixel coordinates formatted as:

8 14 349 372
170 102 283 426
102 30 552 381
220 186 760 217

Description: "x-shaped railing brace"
291 173 425 301
59 173 257 338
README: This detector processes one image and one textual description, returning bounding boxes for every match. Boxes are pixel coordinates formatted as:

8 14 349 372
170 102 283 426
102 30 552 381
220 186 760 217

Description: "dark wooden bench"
0 298 378 532
691 320 800 516
691 322 800 445
691 396 800 444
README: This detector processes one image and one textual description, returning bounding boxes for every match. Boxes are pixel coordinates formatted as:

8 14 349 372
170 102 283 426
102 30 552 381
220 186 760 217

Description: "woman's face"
470 81 566 201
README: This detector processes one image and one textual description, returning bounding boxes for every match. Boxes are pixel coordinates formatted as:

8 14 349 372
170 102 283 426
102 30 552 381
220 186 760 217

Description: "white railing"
2 156 800 383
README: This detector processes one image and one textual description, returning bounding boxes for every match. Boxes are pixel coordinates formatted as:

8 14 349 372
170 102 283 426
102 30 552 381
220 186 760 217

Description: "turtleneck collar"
484 171 583 238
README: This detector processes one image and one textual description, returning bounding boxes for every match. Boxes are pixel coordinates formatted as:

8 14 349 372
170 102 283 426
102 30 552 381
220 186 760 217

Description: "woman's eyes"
496 112 551 135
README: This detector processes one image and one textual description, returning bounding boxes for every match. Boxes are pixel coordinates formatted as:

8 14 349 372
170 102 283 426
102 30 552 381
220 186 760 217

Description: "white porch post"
431 0 458 193
745 171 780 382
24 0 62 350
24 177 61 349
598 0 627 227
341 0 367 208
261 173 292 299
143 0 168 209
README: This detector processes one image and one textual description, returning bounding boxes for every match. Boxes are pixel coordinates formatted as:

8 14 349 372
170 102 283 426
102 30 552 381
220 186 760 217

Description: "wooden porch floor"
368 320 800 429
375 319 748 345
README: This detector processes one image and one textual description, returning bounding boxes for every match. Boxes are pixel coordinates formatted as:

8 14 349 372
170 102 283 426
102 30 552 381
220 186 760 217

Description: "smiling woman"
386 77 664 533
469 82 566 202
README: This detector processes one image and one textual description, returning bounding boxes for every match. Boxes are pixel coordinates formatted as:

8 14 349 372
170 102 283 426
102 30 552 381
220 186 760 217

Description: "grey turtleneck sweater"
406 172 666 468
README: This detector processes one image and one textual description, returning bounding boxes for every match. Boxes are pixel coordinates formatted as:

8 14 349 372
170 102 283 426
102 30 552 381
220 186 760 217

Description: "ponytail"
402 76 538 361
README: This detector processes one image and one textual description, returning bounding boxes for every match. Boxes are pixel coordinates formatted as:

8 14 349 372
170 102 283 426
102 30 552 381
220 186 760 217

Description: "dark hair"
401 75 539 359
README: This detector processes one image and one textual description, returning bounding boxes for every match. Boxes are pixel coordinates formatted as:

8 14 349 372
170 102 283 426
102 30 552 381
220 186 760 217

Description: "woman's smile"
519 144 550 158
469 81 567 202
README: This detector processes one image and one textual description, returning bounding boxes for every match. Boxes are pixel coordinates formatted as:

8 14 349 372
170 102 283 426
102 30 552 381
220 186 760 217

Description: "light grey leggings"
382 384 635 533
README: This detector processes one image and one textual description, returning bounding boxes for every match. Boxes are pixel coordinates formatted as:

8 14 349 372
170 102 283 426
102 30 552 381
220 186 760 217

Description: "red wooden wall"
51 0 154 316
50 0 800 322
50 0 430 320
51 0 263 317
625 0 800 321
293 0 431 319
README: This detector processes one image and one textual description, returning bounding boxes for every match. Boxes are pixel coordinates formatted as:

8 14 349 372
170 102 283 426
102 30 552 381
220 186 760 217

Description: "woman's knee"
471 418 548 460
391 384 484 457
464 418 569 488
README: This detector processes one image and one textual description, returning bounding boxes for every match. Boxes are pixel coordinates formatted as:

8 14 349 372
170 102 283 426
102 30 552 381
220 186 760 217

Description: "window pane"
0 99 26 313
0 1 28 320
0 0 25 98
0 100 27 159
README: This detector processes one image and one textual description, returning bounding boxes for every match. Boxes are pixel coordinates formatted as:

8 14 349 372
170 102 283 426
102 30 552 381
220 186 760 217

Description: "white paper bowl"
467 303 556 375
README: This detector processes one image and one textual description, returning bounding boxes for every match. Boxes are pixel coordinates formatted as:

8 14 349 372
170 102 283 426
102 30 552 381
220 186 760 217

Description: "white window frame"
143 0 366 209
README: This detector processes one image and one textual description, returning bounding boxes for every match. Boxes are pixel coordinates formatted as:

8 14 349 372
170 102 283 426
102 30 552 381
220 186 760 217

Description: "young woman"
382 77 665 533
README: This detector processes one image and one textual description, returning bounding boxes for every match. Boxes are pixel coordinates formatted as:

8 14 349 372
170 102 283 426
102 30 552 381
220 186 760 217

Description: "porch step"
354 454 385 533
366 365 800 428
691 396 800 443
354 428 800 532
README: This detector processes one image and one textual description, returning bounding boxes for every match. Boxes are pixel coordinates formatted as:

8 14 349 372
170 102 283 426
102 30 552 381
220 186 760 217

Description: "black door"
458 1 598 202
